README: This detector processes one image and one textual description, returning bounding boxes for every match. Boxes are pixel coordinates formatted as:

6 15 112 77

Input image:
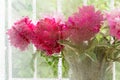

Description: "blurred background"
0 0 120 80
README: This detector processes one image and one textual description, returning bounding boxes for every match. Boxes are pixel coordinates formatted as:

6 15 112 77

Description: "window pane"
62 0 83 18
11 0 33 78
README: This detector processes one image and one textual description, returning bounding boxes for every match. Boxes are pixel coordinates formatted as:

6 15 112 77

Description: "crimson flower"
65 5 103 44
7 17 34 51
106 9 120 40
32 18 64 55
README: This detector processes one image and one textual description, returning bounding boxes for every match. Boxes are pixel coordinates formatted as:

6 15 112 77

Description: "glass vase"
63 46 113 80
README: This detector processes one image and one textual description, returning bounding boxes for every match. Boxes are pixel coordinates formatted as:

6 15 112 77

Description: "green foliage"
30 50 69 78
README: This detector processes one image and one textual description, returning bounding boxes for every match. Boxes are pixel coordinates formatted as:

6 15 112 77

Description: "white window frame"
0 0 5 80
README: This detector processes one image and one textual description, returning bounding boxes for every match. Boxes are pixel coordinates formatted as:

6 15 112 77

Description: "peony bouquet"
7 5 120 80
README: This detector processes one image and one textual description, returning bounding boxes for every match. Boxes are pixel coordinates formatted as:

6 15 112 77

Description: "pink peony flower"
106 9 120 40
65 5 103 44
32 18 64 55
7 17 34 51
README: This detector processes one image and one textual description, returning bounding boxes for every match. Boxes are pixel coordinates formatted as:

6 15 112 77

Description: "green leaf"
94 45 108 62
85 52 97 62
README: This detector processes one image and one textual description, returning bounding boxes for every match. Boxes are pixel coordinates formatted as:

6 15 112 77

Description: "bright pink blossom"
32 18 64 55
106 9 120 40
7 17 34 50
65 5 103 44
